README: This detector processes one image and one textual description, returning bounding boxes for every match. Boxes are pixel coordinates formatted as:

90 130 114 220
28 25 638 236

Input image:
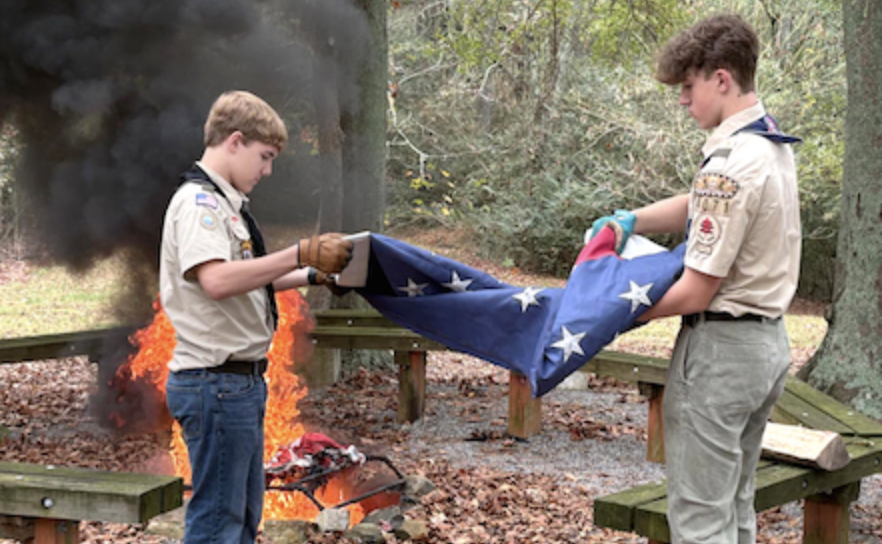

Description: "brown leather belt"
207 358 268 376
682 311 776 328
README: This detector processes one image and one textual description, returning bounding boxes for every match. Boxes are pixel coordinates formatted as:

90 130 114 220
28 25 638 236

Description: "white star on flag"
619 280 654 313
551 326 586 363
399 278 429 297
442 271 473 293
512 286 544 312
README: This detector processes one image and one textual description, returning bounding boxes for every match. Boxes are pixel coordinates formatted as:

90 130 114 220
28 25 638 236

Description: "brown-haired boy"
590 14 801 543
159 90 352 543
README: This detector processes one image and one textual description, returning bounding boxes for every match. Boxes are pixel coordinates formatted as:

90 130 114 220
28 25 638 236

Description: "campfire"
109 290 404 527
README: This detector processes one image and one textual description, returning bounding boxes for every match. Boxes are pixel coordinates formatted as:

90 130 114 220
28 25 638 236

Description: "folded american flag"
355 227 685 397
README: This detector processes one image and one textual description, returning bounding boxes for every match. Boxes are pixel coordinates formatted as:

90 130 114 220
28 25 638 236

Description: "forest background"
382 0 842 302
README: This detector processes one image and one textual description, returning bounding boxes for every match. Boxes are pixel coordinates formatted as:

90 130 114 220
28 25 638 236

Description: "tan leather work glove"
298 233 353 273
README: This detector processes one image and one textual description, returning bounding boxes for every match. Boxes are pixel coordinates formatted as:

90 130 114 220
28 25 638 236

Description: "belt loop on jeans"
207 358 268 376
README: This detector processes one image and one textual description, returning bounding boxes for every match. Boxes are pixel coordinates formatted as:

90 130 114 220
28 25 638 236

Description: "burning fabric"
265 432 366 485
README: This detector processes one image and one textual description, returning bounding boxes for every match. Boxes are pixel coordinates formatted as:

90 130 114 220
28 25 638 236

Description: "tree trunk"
341 0 387 235
798 0 882 419
336 0 391 371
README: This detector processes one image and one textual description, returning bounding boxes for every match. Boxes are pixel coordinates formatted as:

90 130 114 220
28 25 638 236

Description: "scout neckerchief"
736 113 802 144
700 113 802 169
180 164 278 330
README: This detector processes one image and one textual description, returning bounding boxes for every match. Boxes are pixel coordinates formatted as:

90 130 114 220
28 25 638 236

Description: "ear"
715 69 734 94
225 131 245 153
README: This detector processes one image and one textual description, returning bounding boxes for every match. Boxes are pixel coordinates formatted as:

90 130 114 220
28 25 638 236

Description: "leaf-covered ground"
1 230 878 543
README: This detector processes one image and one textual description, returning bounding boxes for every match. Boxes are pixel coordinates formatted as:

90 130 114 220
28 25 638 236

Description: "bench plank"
772 388 853 435
0 462 182 524
587 351 669 386
310 326 447 351
784 377 882 437
313 309 396 329
0 327 138 364
622 438 882 542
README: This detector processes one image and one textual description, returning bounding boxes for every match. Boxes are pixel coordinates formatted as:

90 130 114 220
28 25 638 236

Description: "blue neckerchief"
736 114 802 144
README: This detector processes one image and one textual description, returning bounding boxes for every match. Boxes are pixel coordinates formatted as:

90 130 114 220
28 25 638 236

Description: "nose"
262 162 272 177
678 90 690 107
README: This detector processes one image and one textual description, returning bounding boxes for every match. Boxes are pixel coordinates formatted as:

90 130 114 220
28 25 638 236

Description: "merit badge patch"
195 193 218 209
199 210 219 231
694 213 721 249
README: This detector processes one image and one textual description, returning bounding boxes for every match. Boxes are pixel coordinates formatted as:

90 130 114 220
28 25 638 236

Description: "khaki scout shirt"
159 162 273 372
685 102 801 318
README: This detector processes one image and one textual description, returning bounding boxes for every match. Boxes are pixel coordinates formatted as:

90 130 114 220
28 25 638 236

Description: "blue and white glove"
586 209 636 254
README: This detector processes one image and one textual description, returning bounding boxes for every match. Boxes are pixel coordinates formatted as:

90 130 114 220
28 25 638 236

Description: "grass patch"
1 256 127 339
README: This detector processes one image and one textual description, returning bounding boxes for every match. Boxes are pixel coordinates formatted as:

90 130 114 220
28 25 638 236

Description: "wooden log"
761 422 851 471
396 351 426 423
508 371 541 438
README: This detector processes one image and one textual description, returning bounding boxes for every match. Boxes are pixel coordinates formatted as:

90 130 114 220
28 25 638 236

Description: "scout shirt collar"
195 160 249 213
701 101 767 158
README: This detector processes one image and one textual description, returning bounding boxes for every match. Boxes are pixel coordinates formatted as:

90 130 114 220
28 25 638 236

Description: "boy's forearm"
633 194 690 235
196 245 300 300
273 267 311 291
639 267 722 322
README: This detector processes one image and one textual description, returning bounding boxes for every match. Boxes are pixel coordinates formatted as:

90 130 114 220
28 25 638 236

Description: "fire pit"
264 432 406 517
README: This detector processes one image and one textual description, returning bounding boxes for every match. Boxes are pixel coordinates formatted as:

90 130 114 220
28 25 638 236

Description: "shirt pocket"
230 221 252 261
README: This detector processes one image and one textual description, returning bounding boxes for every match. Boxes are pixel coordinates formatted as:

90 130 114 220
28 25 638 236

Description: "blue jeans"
166 369 267 544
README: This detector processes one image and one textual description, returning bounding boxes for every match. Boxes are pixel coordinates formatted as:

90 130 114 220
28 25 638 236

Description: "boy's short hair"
655 14 759 93
203 90 288 150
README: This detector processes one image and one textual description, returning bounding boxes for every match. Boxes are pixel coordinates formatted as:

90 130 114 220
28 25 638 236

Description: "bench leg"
396 351 426 423
508 371 541 439
638 382 666 464
33 519 80 544
803 482 860 544
304 348 341 388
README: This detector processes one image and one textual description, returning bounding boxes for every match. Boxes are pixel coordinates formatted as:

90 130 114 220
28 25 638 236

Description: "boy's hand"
298 233 354 273
588 209 636 253
307 268 352 296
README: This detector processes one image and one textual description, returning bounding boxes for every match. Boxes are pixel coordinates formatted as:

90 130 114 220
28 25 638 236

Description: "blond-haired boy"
160 90 352 543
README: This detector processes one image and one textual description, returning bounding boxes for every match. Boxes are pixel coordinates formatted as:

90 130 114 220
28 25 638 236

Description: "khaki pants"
664 316 791 544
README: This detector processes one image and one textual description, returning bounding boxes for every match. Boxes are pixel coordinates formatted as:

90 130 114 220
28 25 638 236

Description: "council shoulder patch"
199 209 219 231
694 173 739 199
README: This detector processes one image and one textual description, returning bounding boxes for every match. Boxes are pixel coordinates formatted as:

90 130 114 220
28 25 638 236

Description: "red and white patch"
694 213 721 247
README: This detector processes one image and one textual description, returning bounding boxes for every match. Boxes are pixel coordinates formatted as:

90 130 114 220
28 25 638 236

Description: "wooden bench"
310 309 544 438
0 311 669 440
594 376 882 544
0 461 182 544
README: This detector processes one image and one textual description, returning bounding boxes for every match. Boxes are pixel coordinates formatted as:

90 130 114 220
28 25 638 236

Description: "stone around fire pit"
393 519 429 542
404 474 435 498
315 507 351 532
262 519 318 543
344 522 386 543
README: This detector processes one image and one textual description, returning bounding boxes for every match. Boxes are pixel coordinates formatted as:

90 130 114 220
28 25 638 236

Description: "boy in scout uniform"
159 90 353 544
590 15 801 544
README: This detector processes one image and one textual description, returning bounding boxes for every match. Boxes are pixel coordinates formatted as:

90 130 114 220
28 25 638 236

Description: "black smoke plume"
0 0 369 430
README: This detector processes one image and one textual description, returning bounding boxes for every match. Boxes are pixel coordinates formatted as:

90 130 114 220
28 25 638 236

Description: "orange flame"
116 290 363 523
